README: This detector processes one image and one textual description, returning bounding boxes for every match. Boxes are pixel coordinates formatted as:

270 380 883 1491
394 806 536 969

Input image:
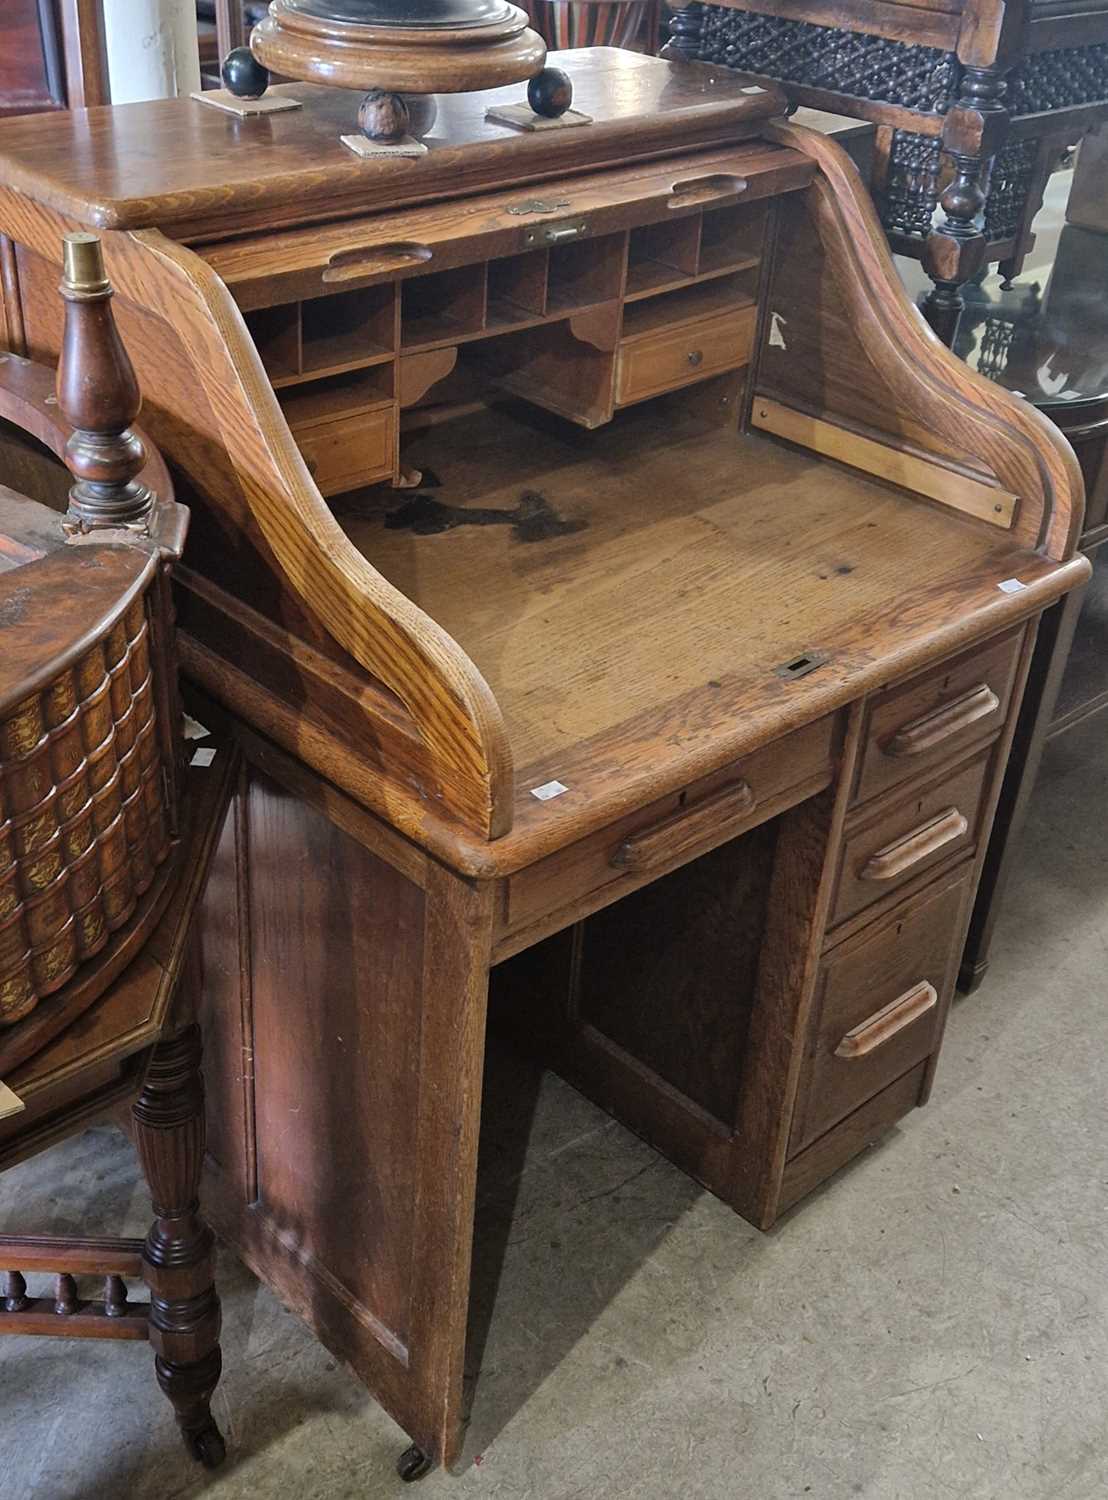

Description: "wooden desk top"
343 399 1081 866
0 50 785 241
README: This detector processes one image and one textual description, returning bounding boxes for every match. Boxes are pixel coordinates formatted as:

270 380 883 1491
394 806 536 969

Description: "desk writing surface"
341 399 1065 839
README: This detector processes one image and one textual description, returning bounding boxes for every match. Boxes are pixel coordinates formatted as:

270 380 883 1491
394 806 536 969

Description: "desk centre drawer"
499 713 838 953
790 870 970 1155
615 303 757 407
854 627 1023 806
830 749 991 929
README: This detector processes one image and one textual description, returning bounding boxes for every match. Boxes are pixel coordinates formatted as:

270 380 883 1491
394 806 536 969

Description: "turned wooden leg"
922 64 1011 347
660 1 704 62
132 1024 226 1469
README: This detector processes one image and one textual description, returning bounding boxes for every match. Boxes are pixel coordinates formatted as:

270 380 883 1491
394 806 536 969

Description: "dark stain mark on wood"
385 490 587 543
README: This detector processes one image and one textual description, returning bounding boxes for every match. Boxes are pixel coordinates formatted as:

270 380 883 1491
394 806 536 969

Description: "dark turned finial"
56 232 152 531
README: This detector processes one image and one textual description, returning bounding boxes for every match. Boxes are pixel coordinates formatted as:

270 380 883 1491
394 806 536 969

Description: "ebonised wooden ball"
527 67 573 119
358 89 411 142
221 47 270 100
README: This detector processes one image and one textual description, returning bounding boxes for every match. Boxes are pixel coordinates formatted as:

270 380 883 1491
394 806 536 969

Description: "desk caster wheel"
221 46 270 100
397 1443 434 1482
527 67 573 119
185 1420 227 1470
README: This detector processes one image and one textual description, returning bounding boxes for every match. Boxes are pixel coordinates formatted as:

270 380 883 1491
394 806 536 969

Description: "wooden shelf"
279 368 394 428
485 299 550 336
245 214 761 442
272 348 393 389
698 200 769 274
621 276 756 341
624 254 760 303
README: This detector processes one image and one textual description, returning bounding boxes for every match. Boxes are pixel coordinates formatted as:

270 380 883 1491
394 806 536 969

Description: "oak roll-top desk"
0 48 1089 1476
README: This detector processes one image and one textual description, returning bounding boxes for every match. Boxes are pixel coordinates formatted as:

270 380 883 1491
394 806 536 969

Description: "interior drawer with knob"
830 749 992 929
495 712 839 959
614 301 757 407
286 400 397 498
853 627 1024 806
790 869 970 1154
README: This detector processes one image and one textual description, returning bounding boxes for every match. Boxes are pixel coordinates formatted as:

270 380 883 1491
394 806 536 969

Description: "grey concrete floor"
1 712 1106 1500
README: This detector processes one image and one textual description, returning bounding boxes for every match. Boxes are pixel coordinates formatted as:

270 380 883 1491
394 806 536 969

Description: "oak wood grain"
0 51 787 240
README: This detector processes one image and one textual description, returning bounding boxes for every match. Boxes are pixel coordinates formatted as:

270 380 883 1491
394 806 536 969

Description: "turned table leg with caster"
397 1443 436 1482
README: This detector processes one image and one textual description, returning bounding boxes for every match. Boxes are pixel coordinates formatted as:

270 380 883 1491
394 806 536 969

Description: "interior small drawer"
615 304 756 407
854 627 1023 806
790 870 970 1155
497 712 839 957
294 406 396 497
830 749 991 929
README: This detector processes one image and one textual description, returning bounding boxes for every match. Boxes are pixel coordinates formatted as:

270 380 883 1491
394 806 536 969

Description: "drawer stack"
781 626 1028 1209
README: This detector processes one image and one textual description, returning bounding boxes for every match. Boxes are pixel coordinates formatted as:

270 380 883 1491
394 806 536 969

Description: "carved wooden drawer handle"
611 779 755 874
323 242 433 282
834 981 938 1059
668 173 749 207
859 807 969 883
884 684 1000 759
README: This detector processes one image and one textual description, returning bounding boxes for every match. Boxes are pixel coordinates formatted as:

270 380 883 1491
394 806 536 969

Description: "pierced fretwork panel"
696 7 958 111
881 129 943 239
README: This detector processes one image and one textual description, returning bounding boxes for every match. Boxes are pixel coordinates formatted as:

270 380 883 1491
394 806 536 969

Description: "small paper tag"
0 1081 26 1120
531 780 568 802
997 578 1026 594
183 714 210 741
191 746 218 767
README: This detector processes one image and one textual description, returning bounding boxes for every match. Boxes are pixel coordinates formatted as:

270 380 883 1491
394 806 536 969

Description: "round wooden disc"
251 0 546 95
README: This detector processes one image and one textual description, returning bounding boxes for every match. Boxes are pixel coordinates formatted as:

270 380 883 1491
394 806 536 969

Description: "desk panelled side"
0 51 1088 1472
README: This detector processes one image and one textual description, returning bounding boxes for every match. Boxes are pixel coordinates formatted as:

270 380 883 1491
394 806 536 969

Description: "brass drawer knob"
687 349 704 367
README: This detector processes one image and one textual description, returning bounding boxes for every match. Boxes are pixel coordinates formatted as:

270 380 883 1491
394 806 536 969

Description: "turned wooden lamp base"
221 0 573 145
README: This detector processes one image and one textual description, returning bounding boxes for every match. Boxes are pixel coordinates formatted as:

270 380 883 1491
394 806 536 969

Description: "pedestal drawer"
830 749 991 929
854 627 1023 806
790 869 970 1155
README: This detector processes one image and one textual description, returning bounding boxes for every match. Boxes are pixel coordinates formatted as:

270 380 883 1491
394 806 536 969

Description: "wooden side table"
959 221 1108 988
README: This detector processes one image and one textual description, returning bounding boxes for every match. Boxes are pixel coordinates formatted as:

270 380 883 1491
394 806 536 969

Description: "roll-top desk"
0 48 1089 1476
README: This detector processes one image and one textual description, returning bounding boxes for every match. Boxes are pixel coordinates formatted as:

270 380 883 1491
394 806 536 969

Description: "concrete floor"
1 711 1106 1500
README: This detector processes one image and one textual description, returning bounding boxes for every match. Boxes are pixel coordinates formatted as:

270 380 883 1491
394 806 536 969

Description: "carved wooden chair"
0 232 234 1470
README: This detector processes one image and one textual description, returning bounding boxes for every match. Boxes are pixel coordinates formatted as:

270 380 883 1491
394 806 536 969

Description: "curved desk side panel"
0 195 514 844
758 122 1086 563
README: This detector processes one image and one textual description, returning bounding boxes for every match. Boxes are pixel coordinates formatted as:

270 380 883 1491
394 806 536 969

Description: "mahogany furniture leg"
132 1025 226 1470
661 1 703 62
922 61 1011 346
